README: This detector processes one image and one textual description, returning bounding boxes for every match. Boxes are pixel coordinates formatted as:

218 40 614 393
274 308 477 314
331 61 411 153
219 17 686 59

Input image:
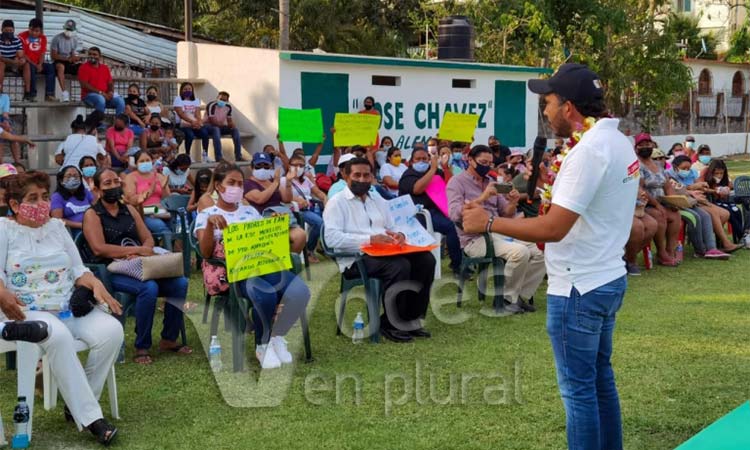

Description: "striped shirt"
0 36 22 59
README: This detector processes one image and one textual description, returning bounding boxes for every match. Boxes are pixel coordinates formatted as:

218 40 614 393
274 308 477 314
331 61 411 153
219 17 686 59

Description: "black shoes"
380 327 413 343
517 298 537 313
408 328 432 338
1 321 49 343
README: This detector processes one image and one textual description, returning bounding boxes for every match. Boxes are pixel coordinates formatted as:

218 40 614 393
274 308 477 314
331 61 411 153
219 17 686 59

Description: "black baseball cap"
528 63 604 104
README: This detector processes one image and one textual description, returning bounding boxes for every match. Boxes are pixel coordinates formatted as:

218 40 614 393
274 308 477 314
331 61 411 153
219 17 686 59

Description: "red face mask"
18 201 51 226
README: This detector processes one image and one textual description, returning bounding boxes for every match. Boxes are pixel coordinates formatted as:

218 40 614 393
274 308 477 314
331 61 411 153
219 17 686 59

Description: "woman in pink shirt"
106 114 135 170
123 150 171 236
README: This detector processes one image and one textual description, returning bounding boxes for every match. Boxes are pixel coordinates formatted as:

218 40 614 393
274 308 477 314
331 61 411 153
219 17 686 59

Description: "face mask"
686 142 695 149
253 168 273 181
349 180 371 196
181 91 193 100
174 169 185 176
0 206 9 217
678 169 691 179
146 94 157 102
490 144 501 152
127 94 139 100
18 201 50 226
382 144 392 151
219 186 243 204
62 178 81 191
28 37 39 43
217 100 226 108
64 30 73 38
474 163 491 178
391 156 402 166
2 32 14 41
137 162 153 173
452 153 463 162
673 151 685 157
150 125 160 131
413 161 430 173
637 148 653 159
101 186 122 204
88 57 98 65
114 125 125 131
698 155 711 165
82 166 96 178
364 104 373 111
713 177 722 183
428 146 438 155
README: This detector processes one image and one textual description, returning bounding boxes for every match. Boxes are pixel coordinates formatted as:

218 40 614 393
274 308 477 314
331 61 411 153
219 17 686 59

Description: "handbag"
107 247 184 281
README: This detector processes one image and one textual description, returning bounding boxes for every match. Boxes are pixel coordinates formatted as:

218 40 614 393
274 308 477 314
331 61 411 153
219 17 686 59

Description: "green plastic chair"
456 233 508 313
319 223 384 343
161 194 192 276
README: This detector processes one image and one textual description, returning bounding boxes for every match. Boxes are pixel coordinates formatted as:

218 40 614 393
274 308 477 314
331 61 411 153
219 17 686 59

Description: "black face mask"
364 104 373 111
114 125 125 131
474 163 491 178
101 186 123 204
490 144 501 152
127 94 139 101
349 180 370 196
637 148 654 159
146 94 157 102
150 125 160 131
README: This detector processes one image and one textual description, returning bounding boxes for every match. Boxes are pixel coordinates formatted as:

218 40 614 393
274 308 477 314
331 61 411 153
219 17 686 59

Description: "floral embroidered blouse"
0 218 90 318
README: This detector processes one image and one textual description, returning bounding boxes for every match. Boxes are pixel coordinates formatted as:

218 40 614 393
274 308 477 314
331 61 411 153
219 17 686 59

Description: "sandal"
133 350 153 365
158 340 193 355
657 257 679 267
88 418 118 446
183 301 198 313
721 244 742 254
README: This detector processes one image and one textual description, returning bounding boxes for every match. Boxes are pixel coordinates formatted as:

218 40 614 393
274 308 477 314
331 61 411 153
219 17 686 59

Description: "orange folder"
360 243 439 257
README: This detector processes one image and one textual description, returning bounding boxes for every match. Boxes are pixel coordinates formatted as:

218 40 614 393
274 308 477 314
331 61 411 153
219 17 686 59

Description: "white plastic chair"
0 340 41 442
42 339 119 431
415 207 442 280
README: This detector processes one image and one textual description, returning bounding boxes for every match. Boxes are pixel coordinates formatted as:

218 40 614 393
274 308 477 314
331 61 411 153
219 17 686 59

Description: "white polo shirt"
545 118 639 297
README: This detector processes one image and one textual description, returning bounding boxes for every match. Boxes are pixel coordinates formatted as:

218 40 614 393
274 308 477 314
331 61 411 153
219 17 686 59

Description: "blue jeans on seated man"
108 275 188 350
83 92 125 114
208 125 242 160
546 275 627 450
28 62 56 97
242 270 310 346
180 125 210 155
299 209 323 253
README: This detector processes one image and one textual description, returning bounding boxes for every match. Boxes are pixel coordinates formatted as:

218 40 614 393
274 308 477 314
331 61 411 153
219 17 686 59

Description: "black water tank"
438 16 475 61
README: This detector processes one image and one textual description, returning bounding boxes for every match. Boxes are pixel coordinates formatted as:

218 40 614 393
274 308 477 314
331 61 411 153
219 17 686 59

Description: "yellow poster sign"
437 112 479 143
333 113 380 147
222 215 291 283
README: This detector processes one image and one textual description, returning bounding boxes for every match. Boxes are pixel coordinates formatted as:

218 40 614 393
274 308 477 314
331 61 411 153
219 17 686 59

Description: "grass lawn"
2 162 749 450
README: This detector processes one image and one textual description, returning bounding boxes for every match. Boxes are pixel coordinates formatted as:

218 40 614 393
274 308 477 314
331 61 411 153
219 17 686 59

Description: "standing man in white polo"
462 64 639 450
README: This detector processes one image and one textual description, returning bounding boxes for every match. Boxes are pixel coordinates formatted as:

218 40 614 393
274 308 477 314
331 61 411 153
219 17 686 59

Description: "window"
371 75 400 86
452 79 476 88
732 71 744 97
677 0 691 12
698 69 712 95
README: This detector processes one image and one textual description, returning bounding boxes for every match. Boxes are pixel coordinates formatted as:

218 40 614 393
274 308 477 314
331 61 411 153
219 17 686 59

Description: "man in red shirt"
18 18 56 102
78 47 124 114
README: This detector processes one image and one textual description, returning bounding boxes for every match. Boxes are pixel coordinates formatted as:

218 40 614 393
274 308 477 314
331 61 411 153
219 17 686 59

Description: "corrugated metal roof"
0 9 176 68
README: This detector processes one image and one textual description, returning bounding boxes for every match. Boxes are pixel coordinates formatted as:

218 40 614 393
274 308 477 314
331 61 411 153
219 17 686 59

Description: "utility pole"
279 0 290 50
35 0 43 21
184 0 193 42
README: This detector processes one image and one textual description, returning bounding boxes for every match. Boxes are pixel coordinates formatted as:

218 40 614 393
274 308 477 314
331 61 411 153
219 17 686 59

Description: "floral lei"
540 116 598 215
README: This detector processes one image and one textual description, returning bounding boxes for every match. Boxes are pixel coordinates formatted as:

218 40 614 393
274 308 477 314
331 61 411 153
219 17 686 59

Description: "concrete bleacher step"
13 101 86 109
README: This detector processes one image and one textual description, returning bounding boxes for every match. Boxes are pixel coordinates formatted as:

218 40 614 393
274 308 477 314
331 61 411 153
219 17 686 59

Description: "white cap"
338 153 357 167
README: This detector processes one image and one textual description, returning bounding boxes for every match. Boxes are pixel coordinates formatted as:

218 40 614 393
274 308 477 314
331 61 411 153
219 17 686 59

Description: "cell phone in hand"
495 183 513 194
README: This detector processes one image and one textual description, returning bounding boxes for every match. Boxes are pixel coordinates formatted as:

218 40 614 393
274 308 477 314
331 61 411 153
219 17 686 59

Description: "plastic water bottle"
644 246 653 270
352 312 365 345
58 301 72 326
11 396 29 449
675 241 684 263
209 335 222 372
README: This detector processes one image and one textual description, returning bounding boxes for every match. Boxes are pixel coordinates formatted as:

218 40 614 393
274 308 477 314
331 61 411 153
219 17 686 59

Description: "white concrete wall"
685 60 750 93
177 42 281 158
649 132 749 157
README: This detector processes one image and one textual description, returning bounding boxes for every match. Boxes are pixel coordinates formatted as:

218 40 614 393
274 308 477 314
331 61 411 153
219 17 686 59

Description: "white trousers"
22 308 123 427
465 234 547 302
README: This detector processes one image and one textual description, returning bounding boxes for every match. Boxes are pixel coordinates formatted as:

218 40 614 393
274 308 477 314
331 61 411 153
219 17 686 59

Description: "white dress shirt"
323 185 397 272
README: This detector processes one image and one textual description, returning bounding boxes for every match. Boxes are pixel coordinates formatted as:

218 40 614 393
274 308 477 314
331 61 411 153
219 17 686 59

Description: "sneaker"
256 344 282 369
704 249 730 260
269 336 293 364
202 152 214 163
517 298 536 312
60 90 70 102
1 321 49 343
22 93 36 102
626 263 641 276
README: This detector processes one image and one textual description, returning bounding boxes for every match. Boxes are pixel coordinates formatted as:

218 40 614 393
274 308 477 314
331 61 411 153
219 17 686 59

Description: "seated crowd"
1 84 749 448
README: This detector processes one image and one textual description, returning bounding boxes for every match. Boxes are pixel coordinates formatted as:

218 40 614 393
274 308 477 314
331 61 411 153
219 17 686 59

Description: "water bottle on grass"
209 335 222 372
352 312 365 345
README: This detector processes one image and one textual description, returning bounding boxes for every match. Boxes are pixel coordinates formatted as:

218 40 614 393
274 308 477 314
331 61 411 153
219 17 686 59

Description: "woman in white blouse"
0 171 123 446
379 147 407 197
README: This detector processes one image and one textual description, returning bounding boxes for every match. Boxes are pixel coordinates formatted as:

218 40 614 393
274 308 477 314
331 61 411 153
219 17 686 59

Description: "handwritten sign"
222 216 292 283
387 195 436 247
437 112 479 143
278 108 324 143
333 113 380 147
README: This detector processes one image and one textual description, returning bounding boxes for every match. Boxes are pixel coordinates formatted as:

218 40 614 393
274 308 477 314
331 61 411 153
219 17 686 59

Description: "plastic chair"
42 339 119 430
733 175 750 199
0 341 40 442
161 194 192 276
456 233 507 314
320 223 384 343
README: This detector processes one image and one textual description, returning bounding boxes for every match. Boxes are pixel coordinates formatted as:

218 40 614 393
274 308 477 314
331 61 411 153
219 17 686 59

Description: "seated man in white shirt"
323 157 435 343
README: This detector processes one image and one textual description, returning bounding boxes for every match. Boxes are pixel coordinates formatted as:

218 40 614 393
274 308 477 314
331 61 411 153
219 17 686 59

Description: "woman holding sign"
194 162 310 370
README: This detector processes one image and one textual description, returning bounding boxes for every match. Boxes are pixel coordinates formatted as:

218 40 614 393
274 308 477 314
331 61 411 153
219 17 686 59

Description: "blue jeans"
208 125 242 160
108 274 188 350
83 93 125 114
427 209 462 273
546 275 626 450
144 216 171 235
299 209 323 253
129 124 144 137
28 62 56 96
180 125 210 154
242 270 310 346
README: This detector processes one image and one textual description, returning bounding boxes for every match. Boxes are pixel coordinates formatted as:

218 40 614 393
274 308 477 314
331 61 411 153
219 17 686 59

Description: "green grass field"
1 161 749 450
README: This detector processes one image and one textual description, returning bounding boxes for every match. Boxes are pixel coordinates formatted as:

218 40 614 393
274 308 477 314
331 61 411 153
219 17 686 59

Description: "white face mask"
714 177 722 183
64 30 74 38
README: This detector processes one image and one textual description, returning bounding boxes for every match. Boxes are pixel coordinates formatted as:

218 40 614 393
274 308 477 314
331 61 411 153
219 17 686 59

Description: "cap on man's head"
634 133 654 147
698 144 711 154
528 63 604 104
338 153 356 168
2 20 14 29
0 163 18 178
651 148 666 159
685 135 695 142
63 19 76 31
251 152 273 166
